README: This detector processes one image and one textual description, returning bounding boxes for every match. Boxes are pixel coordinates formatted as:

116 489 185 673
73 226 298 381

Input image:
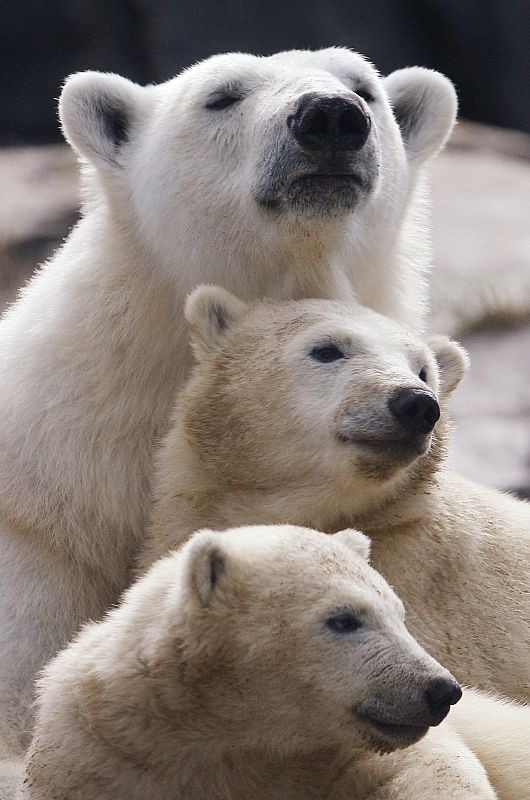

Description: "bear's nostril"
339 105 371 138
301 107 329 138
388 389 440 436
426 678 462 712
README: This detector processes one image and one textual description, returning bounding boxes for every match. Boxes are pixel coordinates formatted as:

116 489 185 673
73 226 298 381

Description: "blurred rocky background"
1 1 529 495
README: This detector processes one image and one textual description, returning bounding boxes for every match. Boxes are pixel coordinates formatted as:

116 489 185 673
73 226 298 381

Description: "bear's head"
157 524 461 755
58 49 456 279
180 286 468 505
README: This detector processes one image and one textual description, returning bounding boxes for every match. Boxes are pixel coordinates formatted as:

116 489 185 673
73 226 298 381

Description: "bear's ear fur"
59 71 145 169
427 335 469 399
185 285 247 360
333 529 371 562
184 529 226 608
383 67 457 164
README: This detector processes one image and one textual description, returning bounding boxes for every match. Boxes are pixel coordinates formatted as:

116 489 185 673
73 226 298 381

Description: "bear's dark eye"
310 344 345 363
419 367 428 383
326 612 362 634
206 94 242 111
355 87 375 104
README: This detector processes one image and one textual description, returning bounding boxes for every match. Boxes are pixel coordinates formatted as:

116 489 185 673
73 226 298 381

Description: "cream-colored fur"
18 525 495 800
141 288 530 707
448 689 530 800
0 49 457 753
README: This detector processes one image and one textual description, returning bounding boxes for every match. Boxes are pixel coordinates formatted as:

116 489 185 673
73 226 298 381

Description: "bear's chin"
254 171 374 216
283 173 369 215
339 434 432 482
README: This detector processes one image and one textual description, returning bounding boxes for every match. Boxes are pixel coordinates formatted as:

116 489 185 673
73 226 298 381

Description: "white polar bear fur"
0 48 457 753
141 287 530 709
18 525 496 800
447 688 530 800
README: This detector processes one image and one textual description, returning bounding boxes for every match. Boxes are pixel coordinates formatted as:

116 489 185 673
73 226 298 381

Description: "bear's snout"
287 92 371 153
357 669 462 742
388 388 440 436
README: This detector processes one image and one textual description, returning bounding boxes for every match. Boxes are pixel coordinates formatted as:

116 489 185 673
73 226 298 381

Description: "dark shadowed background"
1 1 529 494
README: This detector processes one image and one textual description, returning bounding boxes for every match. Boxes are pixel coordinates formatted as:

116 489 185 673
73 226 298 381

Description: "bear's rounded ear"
427 335 469 399
59 71 146 169
184 529 226 608
383 67 457 164
333 529 371 562
185 285 247 360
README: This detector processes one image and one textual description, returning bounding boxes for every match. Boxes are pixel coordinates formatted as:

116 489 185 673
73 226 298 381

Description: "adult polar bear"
0 48 456 752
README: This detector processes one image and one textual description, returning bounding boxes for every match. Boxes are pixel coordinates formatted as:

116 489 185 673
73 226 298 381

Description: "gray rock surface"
0 760 23 800
0 123 528 493
446 323 530 495
0 145 78 310
429 123 530 493
430 126 530 335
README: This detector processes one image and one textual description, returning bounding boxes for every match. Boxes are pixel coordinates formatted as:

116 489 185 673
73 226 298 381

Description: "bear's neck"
169 744 357 799
141 423 446 569
348 420 449 535
172 208 361 303
81 669 371 800
165 744 382 800
153 185 428 330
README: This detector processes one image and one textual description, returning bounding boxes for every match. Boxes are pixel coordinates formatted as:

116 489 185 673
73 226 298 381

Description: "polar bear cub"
141 286 530 705
0 48 456 753
19 525 496 800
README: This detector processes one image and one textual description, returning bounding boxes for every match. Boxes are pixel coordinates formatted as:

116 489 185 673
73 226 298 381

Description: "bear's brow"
340 72 373 85
326 603 366 616
405 343 429 363
305 331 370 354
205 76 256 99
209 79 245 93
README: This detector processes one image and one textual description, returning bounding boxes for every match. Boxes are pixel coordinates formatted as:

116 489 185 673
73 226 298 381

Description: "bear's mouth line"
293 172 365 185
255 172 368 210
357 712 429 739
337 432 431 457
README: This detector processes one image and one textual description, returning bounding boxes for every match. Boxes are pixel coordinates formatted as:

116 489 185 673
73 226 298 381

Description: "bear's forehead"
202 528 399 611
240 302 423 357
179 48 376 90
233 533 383 586
245 555 397 615
267 47 374 76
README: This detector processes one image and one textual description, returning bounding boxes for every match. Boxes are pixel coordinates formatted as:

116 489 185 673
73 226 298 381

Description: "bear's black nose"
426 677 462 714
388 388 440 435
288 92 371 152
